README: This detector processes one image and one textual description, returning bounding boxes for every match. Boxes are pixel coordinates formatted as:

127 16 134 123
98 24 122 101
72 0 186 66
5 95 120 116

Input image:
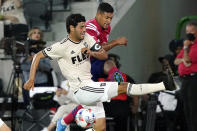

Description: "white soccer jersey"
43 33 97 91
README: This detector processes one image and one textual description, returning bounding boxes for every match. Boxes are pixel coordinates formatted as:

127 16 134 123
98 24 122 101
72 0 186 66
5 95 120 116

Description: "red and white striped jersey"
86 18 111 45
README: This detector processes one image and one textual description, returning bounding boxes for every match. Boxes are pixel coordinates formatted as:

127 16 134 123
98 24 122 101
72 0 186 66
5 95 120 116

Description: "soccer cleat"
56 118 67 131
127 82 166 95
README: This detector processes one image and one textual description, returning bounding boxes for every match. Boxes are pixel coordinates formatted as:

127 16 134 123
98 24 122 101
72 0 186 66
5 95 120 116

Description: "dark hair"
97 2 114 13
108 53 121 69
66 14 86 33
169 39 183 54
186 22 197 27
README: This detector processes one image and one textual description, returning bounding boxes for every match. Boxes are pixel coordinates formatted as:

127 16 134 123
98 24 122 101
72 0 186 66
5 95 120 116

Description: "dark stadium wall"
109 0 197 83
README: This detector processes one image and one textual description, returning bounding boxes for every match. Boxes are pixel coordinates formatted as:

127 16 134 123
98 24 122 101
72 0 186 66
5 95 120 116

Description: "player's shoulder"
84 33 96 41
86 18 99 31
49 37 69 50
59 36 69 44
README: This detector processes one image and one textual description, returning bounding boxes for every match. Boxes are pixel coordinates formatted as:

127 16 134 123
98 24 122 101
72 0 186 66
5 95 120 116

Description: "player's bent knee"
93 118 106 131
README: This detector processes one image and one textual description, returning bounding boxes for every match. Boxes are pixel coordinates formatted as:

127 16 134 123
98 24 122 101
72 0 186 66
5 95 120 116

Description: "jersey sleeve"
42 42 64 60
85 33 100 50
86 23 98 42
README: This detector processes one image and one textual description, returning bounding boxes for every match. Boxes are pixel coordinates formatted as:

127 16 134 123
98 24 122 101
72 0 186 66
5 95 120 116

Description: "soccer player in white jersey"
23 14 165 131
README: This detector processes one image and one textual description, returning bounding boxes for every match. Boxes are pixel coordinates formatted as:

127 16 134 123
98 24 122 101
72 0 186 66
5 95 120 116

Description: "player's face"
30 29 42 40
186 25 197 39
74 22 86 40
98 12 113 29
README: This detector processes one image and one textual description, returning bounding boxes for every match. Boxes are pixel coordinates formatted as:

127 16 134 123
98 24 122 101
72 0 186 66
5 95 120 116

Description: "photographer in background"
102 54 138 131
21 27 52 105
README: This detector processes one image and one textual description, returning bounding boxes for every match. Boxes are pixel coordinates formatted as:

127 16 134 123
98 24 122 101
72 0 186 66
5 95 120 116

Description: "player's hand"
116 37 128 46
81 48 91 55
183 55 191 63
56 88 62 97
4 16 19 24
182 58 192 67
23 79 34 91
184 40 192 47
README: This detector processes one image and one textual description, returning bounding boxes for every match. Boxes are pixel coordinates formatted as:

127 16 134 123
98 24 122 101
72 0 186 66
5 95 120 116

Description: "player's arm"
86 26 128 51
23 51 46 90
90 48 108 60
81 43 108 60
102 37 128 51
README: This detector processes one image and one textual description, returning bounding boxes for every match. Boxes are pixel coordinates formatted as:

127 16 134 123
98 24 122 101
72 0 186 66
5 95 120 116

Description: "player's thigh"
74 82 118 105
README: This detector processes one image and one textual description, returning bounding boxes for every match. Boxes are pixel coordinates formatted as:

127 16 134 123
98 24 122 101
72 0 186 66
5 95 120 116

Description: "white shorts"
72 81 118 106
65 82 118 119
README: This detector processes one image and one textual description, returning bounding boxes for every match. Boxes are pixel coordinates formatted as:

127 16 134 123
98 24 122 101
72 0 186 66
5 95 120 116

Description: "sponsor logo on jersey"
46 47 52 51
71 53 89 64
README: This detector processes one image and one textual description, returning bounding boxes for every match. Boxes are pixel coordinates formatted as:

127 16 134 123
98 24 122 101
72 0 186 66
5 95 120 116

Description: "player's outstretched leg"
127 82 165 95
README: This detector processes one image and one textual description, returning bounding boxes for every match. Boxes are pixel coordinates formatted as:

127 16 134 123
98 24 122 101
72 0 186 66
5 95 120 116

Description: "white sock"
127 82 165 95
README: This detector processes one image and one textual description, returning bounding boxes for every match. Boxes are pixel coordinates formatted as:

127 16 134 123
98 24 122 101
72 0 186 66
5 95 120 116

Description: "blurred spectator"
168 39 184 75
0 0 27 38
0 0 26 24
21 27 52 105
146 56 186 131
102 53 138 131
148 55 176 90
169 39 184 56
41 80 77 131
174 22 197 131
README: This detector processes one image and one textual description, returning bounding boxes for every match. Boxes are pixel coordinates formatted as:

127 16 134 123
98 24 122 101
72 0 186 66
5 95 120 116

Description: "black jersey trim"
68 37 81 44
42 50 53 60
80 86 104 93
60 37 68 44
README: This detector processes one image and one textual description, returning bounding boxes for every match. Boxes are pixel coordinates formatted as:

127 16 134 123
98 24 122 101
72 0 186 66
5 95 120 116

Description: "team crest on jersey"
46 47 52 51
83 42 88 48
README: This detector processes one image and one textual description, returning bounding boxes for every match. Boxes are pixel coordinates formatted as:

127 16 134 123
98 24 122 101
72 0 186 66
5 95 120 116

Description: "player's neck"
68 34 80 43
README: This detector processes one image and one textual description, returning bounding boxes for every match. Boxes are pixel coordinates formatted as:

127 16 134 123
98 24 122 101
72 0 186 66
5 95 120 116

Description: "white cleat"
127 82 166 95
